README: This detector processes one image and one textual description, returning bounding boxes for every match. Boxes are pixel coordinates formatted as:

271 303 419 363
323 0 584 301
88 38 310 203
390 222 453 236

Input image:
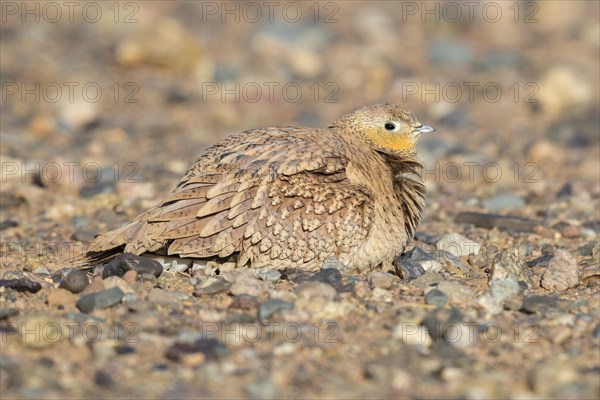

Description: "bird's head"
332 103 435 157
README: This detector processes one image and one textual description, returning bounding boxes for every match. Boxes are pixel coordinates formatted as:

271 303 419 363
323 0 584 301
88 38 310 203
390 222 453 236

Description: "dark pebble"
576 242 596 257
526 254 553 268
521 295 560 314
455 212 537 233
116 345 135 355
425 289 448 307
406 246 435 262
102 253 163 279
193 278 232 296
431 250 469 271
422 308 463 342
76 287 124 313
94 370 114 388
80 182 115 198
70 230 96 242
258 299 293 320
308 268 353 292
59 269 89 293
593 324 600 338
392 257 425 280
165 338 229 362
0 308 18 320
0 278 42 293
0 219 19 230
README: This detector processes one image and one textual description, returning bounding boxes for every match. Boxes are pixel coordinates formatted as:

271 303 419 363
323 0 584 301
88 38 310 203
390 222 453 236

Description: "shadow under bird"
85 104 436 272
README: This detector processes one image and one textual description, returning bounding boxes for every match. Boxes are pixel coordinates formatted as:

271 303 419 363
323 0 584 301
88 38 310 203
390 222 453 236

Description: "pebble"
19 315 68 348
392 257 425 280
81 276 105 296
47 288 76 308
0 308 18 319
103 276 135 294
94 370 114 388
76 287 125 313
255 267 282 282
424 289 448 307
367 272 394 289
489 278 520 303
122 271 138 284
296 281 337 302
579 266 600 286
482 193 525 211
436 233 480 257
541 250 579 291
59 269 90 294
308 268 352 292
0 279 42 293
455 212 537 233
102 253 163 279
230 295 259 311
193 277 232 296
393 321 431 347
165 338 229 363
592 324 600 338
521 295 560 314
489 248 530 283
561 225 581 238
230 270 270 297
258 299 294 320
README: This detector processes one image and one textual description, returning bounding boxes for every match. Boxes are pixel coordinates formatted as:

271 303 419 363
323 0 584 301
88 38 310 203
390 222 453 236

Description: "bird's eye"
384 122 397 131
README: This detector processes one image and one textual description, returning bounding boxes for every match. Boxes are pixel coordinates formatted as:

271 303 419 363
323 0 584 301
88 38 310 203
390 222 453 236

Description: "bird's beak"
415 124 436 134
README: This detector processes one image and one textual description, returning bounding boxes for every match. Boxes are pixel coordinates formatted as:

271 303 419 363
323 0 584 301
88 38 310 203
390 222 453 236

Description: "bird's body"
86 104 434 272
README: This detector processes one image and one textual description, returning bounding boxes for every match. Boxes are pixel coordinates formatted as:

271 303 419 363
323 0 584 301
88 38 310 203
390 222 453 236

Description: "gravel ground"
1 1 599 399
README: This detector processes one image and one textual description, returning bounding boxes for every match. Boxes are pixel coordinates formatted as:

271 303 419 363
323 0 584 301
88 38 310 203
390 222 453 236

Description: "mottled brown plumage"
86 104 435 272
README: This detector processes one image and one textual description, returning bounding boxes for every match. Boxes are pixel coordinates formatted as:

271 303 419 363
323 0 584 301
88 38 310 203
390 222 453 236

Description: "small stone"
33 267 49 275
81 276 105 296
413 271 444 291
425 289 447 306
0 308 19 319
455 212 537 233
230 270 270 297
296 281 337 301
94 370 114 388
367 272 394 289
59 269 90 294
102 253 163 279
561 225 581 238
482 193 525 211
393 257 425 280
405 246 435 262
165 338 229 363
489 277 520 303
193 277 232 296
76 287 124 313
230 295 259 311
258 299 294 320
103 276 135 294
255 267 282 282
521 295 560 314
393 321 431 347
0 278 42 293
122 270 138 283
309 268 352 292
592 324 600 338
436 233 480 257
541 250 579 291
47 288 76 308
420 260 442 272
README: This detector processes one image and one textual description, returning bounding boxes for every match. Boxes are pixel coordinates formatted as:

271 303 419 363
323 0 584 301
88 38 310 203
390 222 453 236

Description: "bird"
85 104 435 273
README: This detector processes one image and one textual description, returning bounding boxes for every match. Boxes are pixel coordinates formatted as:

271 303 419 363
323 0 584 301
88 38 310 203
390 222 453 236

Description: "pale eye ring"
384 122 398 131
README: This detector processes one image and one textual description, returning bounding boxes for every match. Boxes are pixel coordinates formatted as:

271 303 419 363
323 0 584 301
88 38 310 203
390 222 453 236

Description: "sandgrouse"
86 104 435 272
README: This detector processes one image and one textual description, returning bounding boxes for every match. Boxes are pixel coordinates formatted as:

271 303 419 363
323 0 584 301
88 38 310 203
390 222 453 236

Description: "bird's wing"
87 128 375 267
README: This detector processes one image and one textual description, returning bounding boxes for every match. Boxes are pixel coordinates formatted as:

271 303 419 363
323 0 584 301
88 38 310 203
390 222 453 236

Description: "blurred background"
2 1 598 201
